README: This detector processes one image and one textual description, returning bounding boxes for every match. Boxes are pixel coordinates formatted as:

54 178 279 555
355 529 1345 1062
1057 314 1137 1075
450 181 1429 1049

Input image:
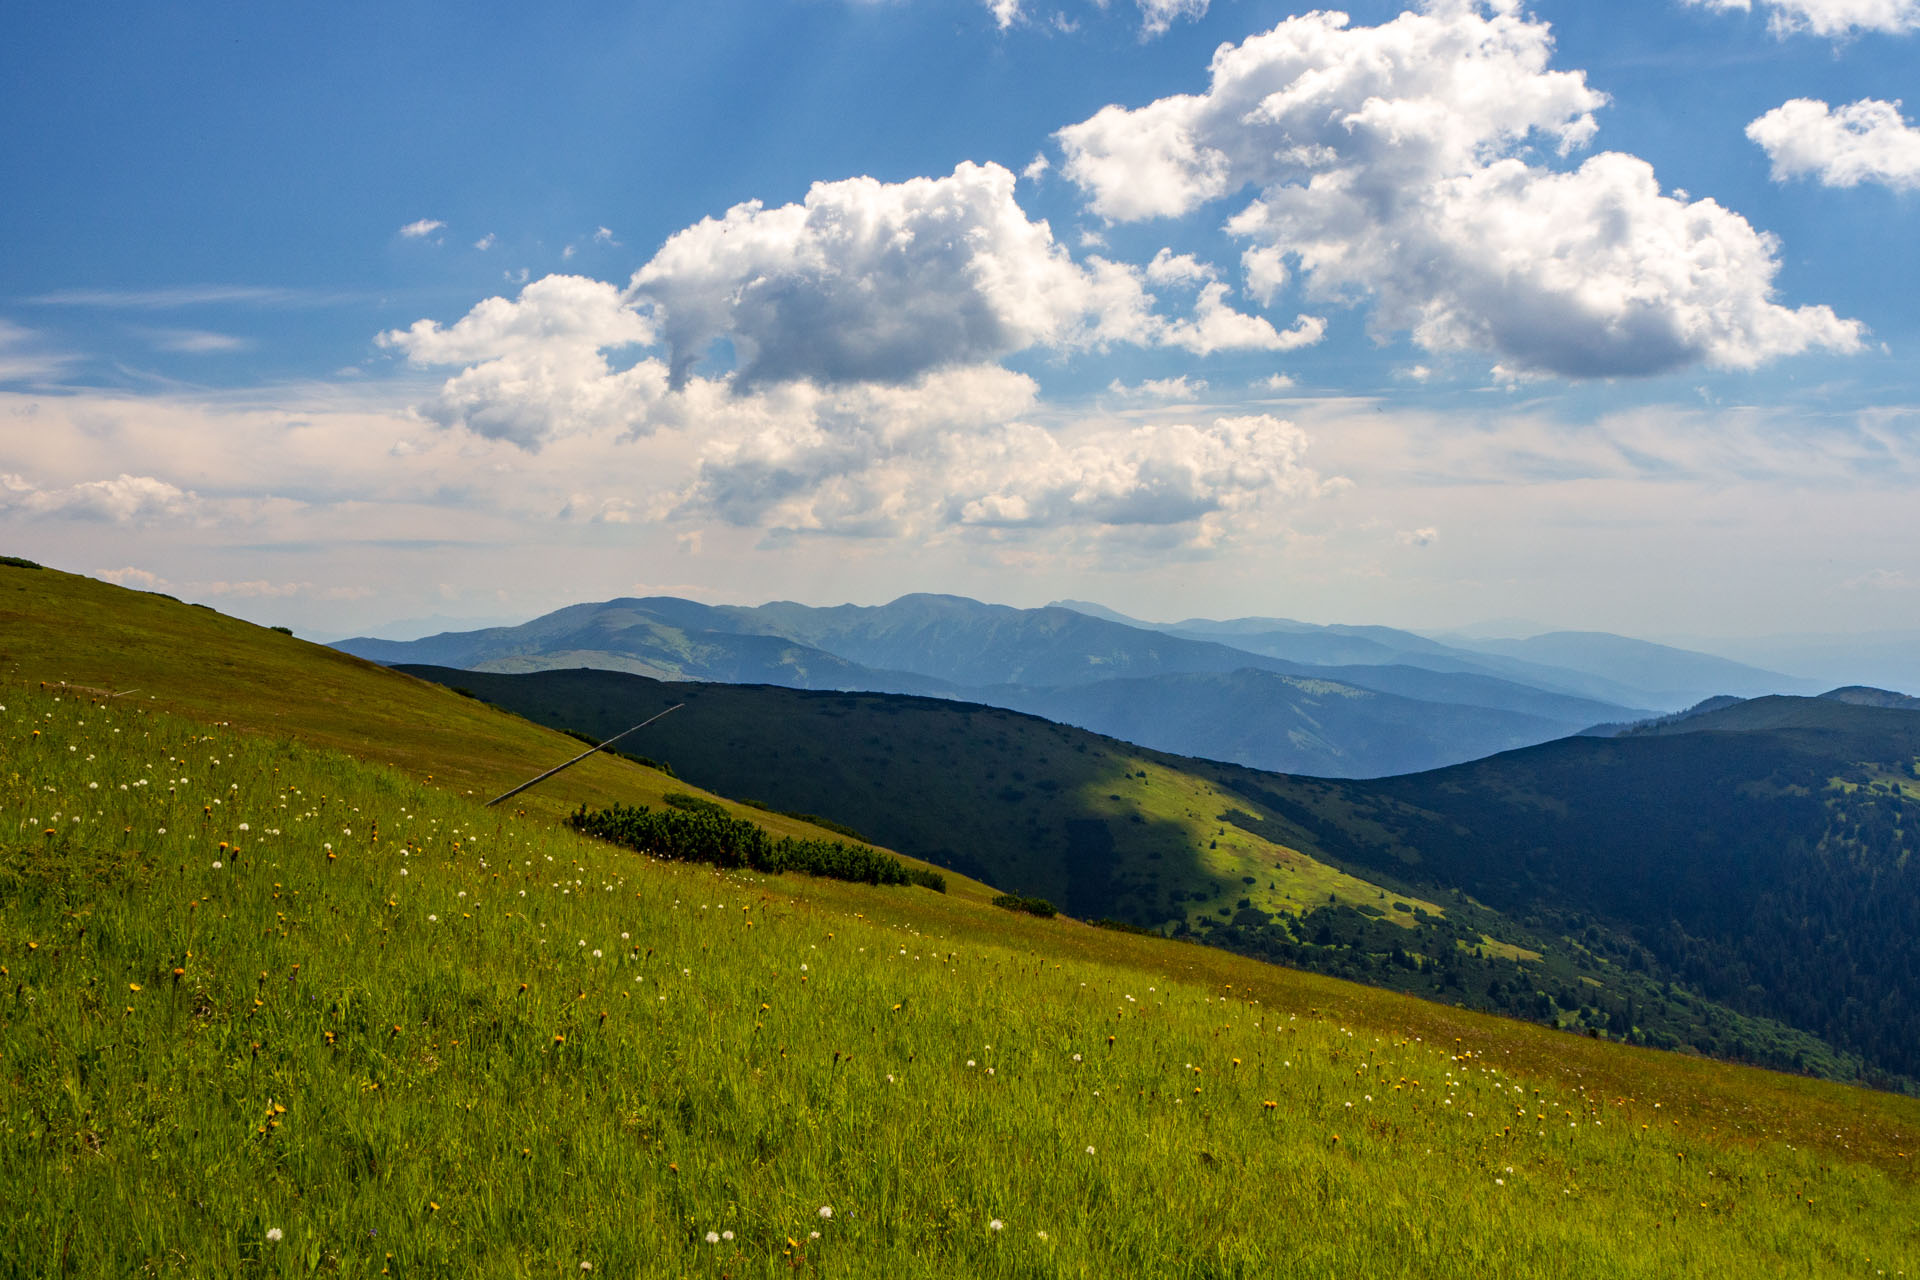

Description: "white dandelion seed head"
819 1206 833 1219
810 1230 821 1239
1086 1146 1095 1155
967 1060 976 1068
428 915 438 923
721 1230 734 1241
265 1227 283 1243
989 1219 1004 1231
705 1231 719 1244
211 861 222 870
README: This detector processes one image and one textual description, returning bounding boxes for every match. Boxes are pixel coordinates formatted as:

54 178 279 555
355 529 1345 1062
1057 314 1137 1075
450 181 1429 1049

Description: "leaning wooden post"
483 704 684 807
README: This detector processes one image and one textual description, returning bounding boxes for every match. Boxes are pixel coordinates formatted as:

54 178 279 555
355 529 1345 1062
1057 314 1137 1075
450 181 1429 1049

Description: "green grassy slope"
8 683 1920 1277
397 664 1891 1088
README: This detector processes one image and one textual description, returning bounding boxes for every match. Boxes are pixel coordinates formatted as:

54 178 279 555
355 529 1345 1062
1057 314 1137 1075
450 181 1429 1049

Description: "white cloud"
1057 3 1861 378
475 234 498 251
0 321 74 383
98 566 166 589
984 0 1022 29
1255 373 1295 391
1684 0 1920 36
594 226 618 245
1158 284 1324 355
145 328 251 354
628 161 1165 389
1748 98 1920 191
1145 248 1217 286
399 218 446 239
379 274 663 449
1022 152 1051 183
0 473 204 524
950 414 1322 532
1396 526 1440 547
1136 0 1209 39
1108 374 1209 399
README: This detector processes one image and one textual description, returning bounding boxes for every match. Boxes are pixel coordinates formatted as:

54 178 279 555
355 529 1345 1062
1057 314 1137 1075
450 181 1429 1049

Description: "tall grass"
4 684 1917 1277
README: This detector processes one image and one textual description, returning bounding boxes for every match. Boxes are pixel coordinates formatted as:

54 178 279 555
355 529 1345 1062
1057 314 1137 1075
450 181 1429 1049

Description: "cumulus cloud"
379 274 665 449
628 162 1167 389
949 414 1320 530
0 473 203 524
1683 0 1920 36
984 0 1022 29
669 357 1334 544
399 218 446 239
1748 98 1920 190
1057 3 1862 377
625 161 1310 389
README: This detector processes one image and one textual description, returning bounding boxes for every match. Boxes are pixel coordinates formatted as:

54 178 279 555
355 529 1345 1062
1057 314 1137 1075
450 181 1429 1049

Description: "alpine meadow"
7 0 1920 1276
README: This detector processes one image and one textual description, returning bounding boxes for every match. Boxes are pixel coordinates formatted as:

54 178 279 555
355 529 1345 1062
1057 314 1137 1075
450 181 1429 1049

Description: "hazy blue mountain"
333 600 957 696
1441 630 1816 705
1051 600 1678 708
993 669 1584 777
335 592 1651 774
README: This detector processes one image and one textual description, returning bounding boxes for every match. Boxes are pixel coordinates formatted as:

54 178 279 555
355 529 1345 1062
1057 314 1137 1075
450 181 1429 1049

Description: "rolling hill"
398 661 1920 1089
5 560 1919 1276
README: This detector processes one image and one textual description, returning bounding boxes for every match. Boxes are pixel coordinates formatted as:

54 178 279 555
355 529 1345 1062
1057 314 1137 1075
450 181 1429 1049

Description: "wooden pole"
483 704 684 807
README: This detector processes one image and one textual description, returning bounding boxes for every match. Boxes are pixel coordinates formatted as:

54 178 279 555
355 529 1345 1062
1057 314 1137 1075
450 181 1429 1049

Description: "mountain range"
334 593 1816 777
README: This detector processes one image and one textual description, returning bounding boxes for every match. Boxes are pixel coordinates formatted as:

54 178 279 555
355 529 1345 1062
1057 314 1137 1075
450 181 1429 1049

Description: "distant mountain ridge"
335 593 1665 776
337 592 1839 778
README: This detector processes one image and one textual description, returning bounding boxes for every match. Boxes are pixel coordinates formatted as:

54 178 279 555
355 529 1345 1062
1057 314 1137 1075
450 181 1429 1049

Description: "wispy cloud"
26 285 351 309
143 328 253 355
399 218 447 239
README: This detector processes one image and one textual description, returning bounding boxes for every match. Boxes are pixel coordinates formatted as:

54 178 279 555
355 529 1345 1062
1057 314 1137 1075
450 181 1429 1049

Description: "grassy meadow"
3 564 1920 1276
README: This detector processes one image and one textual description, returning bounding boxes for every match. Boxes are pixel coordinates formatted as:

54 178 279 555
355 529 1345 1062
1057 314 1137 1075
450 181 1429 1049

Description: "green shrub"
569 801 943 891
992 894 1057 918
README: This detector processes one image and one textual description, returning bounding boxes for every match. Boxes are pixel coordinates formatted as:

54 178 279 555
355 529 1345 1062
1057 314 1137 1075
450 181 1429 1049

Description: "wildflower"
967 1060 976 1068
212 861 222 870
266 1227 283 1243
580 1264 593 1272
428 915 438 923
819 1206 833 1219
1037 1231 1049 1241
128 983 141 993
989 1219 1004 1231
705 1232 720 1245
810 1230 821 1240
593 950 603 958
1085 1146 1095 1155
722 1230 734 1241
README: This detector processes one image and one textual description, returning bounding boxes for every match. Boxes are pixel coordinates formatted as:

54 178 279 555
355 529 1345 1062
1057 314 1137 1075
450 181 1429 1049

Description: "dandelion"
580 1264 593 1273
211 861 222 870
967 1060 976 1068
705 1232 720 1245
1071 1053 1082 1062
1085 1145 1095 1155
266 1227 283 1243
722 1230 734 1241
592 950 603 958
428 915 438 923
810 1230 821 1240
989 1219 1004 1231
819 1206 833 1219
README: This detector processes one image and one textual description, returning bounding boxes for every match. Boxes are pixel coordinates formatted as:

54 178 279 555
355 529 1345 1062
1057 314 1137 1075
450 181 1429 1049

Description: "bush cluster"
570 801 945 892
992 894 1057 918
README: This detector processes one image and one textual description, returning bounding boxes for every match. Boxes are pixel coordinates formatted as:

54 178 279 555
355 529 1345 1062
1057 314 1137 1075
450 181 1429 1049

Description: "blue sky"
2 0 1916 645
